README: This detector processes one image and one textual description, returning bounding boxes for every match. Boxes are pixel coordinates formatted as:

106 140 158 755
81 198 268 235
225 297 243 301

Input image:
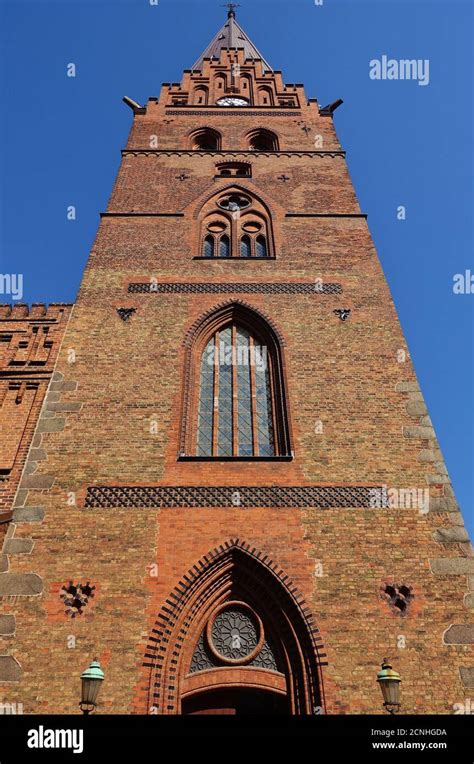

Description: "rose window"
217 194 251 212
208 604 261 662
190 600 279 672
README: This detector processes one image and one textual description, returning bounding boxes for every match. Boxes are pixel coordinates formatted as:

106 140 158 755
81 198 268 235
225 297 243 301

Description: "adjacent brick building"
0 304 73 517
0 9 472 714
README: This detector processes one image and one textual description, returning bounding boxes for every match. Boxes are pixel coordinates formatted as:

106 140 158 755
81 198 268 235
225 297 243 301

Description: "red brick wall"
0 304 73 514
0 49 471 715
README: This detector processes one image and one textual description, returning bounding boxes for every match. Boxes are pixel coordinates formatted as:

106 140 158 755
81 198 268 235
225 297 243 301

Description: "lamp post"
377 659 401 714
79 658 104 714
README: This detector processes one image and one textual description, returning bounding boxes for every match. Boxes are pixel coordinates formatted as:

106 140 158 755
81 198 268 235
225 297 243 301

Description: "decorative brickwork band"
165 110 302 117
128 282 343 295
122 149 346 158
84 485 387 509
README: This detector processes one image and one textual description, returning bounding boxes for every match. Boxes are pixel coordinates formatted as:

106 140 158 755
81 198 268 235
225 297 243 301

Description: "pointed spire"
192 8 272 73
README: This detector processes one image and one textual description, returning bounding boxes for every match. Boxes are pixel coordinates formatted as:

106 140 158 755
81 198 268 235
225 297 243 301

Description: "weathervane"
223 3 240 18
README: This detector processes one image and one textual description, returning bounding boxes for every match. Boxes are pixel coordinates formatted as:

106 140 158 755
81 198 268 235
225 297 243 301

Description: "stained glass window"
219 234 230 258
236 328 253 457
240 235 251 258
203 235 214 258
196 336 215 456
256 235 268 258
217 327 233 455
196 324 275 457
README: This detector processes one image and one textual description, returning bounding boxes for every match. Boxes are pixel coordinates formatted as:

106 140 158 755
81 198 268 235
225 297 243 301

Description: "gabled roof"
191 10 273 73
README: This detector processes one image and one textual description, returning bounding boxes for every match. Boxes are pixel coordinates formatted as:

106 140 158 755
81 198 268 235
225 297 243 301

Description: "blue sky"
0 0 472 536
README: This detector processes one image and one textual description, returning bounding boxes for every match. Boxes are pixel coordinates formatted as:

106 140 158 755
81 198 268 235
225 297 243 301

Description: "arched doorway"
182 687 287 715
141 540 327 714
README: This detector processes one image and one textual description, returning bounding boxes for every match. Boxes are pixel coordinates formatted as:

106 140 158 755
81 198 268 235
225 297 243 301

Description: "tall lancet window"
197 324 275 457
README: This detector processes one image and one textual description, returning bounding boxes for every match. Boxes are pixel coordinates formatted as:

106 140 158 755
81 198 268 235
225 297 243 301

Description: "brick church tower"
0 8 472 715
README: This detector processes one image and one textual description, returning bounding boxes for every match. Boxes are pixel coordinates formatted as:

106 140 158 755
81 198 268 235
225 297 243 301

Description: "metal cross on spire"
223 3 240 18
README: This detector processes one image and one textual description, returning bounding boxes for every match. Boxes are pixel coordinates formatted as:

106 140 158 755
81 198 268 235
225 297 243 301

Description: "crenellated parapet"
0 303 72 321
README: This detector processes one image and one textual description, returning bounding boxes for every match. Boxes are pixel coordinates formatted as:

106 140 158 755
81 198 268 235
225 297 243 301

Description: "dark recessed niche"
60 581 96 618
117 308 136 322
215 162 251 178
383 584 413 614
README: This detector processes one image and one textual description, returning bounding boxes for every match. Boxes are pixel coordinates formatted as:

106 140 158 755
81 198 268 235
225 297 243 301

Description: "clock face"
216 97 248 107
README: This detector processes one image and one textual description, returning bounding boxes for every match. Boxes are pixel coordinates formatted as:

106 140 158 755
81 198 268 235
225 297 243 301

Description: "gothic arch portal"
141 540 327 714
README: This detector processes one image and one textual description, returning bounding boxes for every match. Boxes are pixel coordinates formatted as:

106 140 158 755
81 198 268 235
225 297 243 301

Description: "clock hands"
217 97 248 106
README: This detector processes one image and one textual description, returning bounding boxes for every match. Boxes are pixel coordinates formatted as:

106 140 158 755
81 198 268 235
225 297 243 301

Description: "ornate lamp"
377 659 401 714
79 658 104 714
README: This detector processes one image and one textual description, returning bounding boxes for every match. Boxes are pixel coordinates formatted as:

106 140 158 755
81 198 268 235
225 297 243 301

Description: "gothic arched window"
247 129 279 152
198 190 274 259
201 217 230 258
197 324 275 457
203 235 215 258
240 235 251 258
189 128 222 151
256 235 267 259
219 235 230 258
239 218 269 258
181 303 292 459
